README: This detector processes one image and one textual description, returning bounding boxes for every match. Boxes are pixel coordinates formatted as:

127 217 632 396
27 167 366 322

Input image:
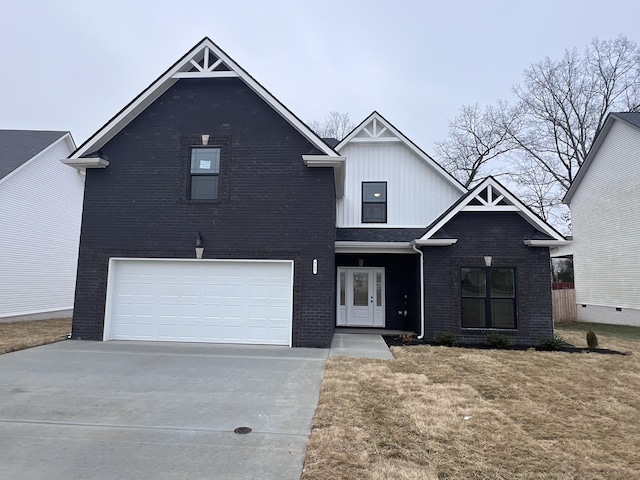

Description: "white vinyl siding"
570 120 640 316
337 142 462 227
0 135 82 318
104 259 294 345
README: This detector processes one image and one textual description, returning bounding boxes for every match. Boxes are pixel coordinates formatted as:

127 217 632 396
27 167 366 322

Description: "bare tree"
509 36 640 191
436 36 640 232
309 111 355 141
506 156 564 223
435 102 521 187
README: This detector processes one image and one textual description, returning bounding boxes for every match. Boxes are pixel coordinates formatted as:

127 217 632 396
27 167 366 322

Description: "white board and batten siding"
570 119 640 325
0 135 82 320
104 258 294 345
337 142 462 227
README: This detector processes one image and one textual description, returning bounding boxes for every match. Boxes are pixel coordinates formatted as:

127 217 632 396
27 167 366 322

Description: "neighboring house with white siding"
562 112 640 326
0 131 83 321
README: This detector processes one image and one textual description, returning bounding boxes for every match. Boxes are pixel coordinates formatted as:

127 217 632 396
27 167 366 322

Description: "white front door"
336 267 385 327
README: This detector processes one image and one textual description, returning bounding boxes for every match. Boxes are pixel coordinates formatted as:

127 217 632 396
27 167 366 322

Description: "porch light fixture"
484 256 492 267
201 134 210 145
195 232 204 259
312 258 318 275
358 258 364 267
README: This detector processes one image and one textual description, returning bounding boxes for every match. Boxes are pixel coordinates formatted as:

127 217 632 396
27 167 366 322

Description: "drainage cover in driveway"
234 427 252 434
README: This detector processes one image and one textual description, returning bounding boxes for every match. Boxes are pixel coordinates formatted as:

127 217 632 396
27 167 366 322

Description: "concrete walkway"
329 333 394 360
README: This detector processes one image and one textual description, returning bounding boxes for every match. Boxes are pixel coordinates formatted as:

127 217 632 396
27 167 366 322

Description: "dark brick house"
64 38 568 347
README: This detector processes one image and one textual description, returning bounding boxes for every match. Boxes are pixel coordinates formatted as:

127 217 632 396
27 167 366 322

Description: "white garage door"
104 259 294 345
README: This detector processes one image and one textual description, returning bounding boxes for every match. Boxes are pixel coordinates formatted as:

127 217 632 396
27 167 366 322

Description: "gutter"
411 241 425 340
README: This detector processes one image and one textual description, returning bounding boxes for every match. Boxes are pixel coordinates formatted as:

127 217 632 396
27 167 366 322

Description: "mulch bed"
383 335 630 355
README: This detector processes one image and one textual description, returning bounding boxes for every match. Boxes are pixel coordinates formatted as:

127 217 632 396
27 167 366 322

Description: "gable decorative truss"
172 45 237 78
63 37 338 169
336 111 466 194
414 176 570 247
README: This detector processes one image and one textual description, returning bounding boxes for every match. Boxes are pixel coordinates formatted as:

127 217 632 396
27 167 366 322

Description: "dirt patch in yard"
302 331 640 479
0 318 72 354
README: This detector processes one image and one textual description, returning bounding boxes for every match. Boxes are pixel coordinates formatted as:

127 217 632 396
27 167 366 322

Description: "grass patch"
555 320 640 342
0 318 72 355
302 326 640 479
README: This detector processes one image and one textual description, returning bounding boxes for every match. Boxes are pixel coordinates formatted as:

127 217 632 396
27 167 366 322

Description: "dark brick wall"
422 211 553 346
72 77 336 347
336 228 427 242
336 254 421 332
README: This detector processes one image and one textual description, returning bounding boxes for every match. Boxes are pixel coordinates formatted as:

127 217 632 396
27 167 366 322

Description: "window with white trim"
189 147 220 200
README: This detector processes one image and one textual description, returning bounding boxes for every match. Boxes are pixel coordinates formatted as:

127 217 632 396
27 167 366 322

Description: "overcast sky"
1 0 639 152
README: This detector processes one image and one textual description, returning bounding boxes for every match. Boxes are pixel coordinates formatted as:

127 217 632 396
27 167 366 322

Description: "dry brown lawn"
303 330 640 480
0 318 72 354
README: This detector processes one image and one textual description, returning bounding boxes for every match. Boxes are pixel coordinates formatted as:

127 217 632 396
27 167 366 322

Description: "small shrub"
586 330 599 349
434 332 459 347
538 335 566 351
485 333 511 349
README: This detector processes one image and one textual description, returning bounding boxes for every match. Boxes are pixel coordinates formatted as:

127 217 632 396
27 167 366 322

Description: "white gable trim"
336 111 466 194
419 177 565 241
0 133 74 186
72 38 337 159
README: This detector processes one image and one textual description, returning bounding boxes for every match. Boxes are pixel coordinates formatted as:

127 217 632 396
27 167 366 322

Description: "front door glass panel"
353 272 369 306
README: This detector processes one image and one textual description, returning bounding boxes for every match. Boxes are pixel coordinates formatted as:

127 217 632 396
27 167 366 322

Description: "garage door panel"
106 259 293 345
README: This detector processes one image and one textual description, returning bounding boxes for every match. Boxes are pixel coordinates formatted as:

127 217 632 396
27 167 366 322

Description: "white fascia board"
335 241 416 254
0 133 72 186
73 38 338 159
172 71 239 78
524 240 572 247
461 205 520 212
412 239 458 247
336 111 467 194
303 155 346 198
62 157 110 170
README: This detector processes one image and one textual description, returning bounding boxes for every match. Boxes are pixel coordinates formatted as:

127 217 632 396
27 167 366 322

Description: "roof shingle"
0 130 68 180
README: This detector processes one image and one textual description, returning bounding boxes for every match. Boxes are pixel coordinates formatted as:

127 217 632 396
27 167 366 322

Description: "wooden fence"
552 288 577 322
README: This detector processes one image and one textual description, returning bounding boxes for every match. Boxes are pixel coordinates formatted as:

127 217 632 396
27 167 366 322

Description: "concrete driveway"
0 341 328 480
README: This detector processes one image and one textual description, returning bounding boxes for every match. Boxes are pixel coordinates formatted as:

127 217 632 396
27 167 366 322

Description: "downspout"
411 241 425 340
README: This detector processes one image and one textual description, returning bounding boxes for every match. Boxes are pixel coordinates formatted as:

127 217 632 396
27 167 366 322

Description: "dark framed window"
461 267 516 328
189 147 220 200
362 182 387 223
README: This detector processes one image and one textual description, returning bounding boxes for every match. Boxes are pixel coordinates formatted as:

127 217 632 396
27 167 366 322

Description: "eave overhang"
524 240 572 247
62 157 110 170
335 241 415 254
412 239 458 247
303 155 346 198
